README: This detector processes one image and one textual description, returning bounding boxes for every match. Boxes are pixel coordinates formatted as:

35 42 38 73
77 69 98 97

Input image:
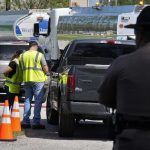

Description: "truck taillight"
107 40 115 45
67 75 75 93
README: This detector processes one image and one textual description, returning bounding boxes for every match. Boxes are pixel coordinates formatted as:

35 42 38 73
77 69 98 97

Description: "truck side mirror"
33 18 51 37
33 23 39 37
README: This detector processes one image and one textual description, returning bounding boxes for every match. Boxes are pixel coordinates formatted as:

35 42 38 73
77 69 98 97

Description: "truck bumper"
62 101 112 119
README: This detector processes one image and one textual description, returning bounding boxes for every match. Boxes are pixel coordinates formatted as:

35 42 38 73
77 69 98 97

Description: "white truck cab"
117 5 148 40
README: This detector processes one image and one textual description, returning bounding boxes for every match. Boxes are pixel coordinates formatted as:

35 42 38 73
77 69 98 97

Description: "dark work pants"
4 85 18 110
113 129 150 150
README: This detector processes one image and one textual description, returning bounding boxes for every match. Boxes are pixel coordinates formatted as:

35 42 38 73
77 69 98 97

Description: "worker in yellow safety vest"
20 41 50 129
3 50 23 110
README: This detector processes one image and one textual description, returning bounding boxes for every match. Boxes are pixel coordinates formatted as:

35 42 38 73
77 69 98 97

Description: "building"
69 0 102 7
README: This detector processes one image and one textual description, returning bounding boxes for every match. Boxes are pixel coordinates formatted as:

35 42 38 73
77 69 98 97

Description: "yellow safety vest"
59 70 68 85
5 58 22 93
20 50 47 82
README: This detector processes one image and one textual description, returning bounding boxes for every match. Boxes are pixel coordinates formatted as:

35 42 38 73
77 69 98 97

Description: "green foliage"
48 0 69 8
117 0 150 5
11 0 69 9
103 0 150 5
4 0 150 10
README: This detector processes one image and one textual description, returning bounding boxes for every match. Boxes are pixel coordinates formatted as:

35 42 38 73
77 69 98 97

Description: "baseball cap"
125 6 150 29
29 41 38 47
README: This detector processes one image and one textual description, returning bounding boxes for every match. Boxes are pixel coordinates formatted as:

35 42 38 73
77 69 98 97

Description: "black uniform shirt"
98 42 150 117
7 61 17 78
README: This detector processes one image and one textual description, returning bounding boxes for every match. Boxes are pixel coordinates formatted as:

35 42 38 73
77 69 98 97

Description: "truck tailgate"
70 64 109 102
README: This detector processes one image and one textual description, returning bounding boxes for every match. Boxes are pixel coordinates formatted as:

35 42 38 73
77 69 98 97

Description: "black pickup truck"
47 39 136 137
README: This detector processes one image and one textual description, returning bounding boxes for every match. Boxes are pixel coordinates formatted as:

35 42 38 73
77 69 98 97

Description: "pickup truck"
47 39 136 137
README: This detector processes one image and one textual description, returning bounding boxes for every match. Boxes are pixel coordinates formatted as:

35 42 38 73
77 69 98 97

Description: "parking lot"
0 104 113 150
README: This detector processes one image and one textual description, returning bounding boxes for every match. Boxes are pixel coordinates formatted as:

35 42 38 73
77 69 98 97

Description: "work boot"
21 123 31 129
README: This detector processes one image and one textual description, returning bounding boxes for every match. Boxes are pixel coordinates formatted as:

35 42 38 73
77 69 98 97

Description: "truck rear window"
72 43 135 58
0 45 28 60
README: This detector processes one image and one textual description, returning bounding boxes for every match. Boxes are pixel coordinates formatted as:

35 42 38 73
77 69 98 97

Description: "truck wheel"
104 117 114 140
46 96 58 125
58 102 75 137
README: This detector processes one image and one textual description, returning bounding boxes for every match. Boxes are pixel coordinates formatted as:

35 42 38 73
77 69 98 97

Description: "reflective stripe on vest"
5 80 21 85
4 58 22 93
21 52 42 71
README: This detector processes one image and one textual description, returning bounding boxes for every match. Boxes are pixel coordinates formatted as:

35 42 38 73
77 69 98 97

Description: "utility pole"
115 0 118 6
108 0 117 5
6 0 11 11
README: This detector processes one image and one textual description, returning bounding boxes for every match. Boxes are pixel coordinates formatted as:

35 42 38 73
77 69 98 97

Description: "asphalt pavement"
0 103 113 150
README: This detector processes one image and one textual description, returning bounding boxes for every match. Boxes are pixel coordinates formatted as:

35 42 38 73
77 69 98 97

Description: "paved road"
0 104 113 150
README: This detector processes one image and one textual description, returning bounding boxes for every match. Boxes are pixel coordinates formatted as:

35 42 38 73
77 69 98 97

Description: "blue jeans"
4 85 19 110
22 82 45 125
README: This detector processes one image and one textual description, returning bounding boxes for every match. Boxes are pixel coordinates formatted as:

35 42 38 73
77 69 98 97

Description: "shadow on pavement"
24 119 113 141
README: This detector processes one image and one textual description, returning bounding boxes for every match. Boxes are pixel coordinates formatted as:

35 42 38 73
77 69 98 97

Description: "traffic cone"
11 96 21 132
0 100 16 141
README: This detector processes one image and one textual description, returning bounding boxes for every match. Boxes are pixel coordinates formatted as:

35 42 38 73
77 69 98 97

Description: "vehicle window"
0 45 28 60
72 43 135 58
51 43 71 72
58 43 70 66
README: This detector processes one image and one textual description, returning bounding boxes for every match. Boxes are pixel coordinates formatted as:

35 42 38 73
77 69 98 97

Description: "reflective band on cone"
12 112 20 118
1 118 11 124
13 102 19 110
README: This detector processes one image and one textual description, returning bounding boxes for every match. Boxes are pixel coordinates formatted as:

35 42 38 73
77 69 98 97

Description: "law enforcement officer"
98 6 150 150
20 41 49 129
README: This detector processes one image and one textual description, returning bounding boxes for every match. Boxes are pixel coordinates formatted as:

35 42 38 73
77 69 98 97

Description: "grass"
58 33 117 41
13 131 25 138
0 25 13 31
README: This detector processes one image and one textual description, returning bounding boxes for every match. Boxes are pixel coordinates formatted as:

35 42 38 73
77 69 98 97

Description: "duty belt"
116 114 150 130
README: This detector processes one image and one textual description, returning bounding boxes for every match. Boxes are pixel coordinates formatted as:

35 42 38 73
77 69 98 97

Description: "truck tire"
46 95 58 125
104 117 114 140
58 102 75 137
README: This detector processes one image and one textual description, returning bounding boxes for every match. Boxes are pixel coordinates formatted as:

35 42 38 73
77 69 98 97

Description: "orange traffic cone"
11 96 21 132
0 100 16 141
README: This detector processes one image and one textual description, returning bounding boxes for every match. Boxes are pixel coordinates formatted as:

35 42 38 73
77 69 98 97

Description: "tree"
48 0 69 8
104 0 150 5
11 0 69 10
7 0 150 10
6 0 11 10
